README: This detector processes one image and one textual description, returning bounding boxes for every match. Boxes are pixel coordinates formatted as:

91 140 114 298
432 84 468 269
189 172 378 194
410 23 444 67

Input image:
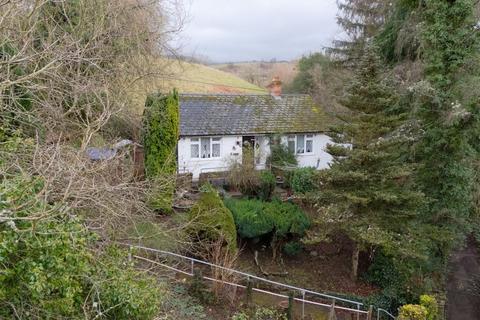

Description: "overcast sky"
176 0 341 63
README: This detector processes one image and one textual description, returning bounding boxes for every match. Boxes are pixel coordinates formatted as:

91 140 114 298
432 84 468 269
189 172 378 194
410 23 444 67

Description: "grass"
127 59 266 115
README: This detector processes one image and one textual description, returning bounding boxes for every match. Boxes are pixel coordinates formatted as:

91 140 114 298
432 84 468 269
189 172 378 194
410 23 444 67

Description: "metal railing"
377 308 396 320
121 243 387 319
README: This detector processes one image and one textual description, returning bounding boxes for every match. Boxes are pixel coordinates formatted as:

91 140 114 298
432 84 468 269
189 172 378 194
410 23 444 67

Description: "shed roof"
179 94 331 136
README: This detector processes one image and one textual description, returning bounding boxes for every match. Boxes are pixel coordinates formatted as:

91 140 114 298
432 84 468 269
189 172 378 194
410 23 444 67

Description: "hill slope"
128 60 266 114
212 61 298 88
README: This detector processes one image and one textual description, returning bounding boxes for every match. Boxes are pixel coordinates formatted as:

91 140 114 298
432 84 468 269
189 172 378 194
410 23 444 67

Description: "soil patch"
446 237 480 320
236 237 378 297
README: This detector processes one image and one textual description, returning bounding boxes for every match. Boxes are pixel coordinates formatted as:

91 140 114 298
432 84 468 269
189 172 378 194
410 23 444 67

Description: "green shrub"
143 90 179 177
188 186 237 252
283 241 303 256
224 198 273 238
398 304 428 320
420 295 438 320
232 307 287 320
0 177 94 318
268 143 297 167
143 90 179 213
224 198 310 240
0 175 163 319
258 170 276 200
93 246 162 319
188 270 214 304
291 167 317 194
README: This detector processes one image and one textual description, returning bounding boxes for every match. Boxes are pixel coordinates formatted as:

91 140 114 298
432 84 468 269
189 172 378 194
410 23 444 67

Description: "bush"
232 307 287 320
188 270 214 304
398 304 428 320
93 246 162 319
291 167 317 194
224 198 310 240
283 241 304 256
143 90 179 213
268 143 297 167
143 90 179 177
420 295 438 320
0 176 163 319
258 170 276 200
0 177 94 318
188 186 237 252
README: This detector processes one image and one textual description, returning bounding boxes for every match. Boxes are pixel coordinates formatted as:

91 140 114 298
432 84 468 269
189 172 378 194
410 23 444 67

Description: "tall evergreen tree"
313 45 424 280
414 0 480 251
331 0 394 65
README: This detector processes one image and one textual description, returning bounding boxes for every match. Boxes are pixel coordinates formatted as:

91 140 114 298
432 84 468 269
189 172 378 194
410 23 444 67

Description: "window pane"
288 140 295 154
212 143 220 157
306 134 314 138
191 138 199 142
288 135 295 141
297 135 305 154
212 137 221 142
306 140 313 153
201 138 210 158
191 144 199 158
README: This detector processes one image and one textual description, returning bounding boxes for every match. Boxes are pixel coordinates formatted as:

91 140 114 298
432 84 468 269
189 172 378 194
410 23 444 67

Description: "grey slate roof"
179 94 330 136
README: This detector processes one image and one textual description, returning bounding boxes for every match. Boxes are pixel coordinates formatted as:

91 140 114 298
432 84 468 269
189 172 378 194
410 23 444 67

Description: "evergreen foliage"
312 45 426 283
188 186 237 253
143 90 179 213
413 0 480 251
0 175 162 319
330 0 394 65
291 167 317 194
258 171 276 201
267 142 297 168
143 90 179 177
224 198 310 240
285 53 330 93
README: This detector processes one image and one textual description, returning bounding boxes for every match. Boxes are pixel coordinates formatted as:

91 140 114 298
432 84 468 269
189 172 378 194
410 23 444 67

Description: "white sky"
175 0 341 62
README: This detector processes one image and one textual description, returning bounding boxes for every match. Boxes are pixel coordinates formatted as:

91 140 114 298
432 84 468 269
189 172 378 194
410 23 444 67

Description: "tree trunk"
351 243 359 281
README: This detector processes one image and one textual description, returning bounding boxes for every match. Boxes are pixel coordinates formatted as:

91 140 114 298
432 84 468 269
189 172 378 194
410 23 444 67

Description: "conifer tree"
313 45 424 280
331 0 393 65
414 0 480 252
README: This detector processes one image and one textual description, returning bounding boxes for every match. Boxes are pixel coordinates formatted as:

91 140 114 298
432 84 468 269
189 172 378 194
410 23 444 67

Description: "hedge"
143 90 179 213
224 198 310 240
188 186 237 253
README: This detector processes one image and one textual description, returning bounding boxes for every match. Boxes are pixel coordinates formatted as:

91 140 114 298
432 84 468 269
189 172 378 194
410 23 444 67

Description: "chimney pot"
267 76 282 98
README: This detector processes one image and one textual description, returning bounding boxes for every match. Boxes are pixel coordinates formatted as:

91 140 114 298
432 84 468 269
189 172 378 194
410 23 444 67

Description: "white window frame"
287 134 314 155
190 137 221 159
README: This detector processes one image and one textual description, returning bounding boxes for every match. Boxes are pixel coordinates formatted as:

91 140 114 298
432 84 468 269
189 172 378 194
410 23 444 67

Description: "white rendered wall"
279 134 333 169
177 136 242 180
178 133 333 180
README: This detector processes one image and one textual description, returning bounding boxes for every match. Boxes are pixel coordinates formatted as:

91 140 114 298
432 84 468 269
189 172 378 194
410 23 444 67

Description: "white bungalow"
177 78 334 181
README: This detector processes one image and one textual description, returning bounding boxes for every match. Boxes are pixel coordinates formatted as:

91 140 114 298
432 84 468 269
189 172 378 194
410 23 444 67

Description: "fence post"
287 291 294 320
328 299 337 320
245 277 253 306
190 259 194 275
301 290 306 319
356 303 360 320
367 305 373 320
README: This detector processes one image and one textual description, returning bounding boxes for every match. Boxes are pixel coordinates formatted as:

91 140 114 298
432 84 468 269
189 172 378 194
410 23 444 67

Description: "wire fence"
120 243 396 320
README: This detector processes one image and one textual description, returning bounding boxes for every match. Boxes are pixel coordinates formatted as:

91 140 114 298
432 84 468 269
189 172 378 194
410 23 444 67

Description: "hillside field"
212 61 298 88
128 59 266 114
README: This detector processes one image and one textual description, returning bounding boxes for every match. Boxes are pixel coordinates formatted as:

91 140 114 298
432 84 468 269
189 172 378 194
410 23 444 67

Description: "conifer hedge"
143 90 179 177
143 90 179 213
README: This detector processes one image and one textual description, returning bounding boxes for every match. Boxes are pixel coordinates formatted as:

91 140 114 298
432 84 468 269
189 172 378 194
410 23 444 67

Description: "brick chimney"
267 76 282 98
